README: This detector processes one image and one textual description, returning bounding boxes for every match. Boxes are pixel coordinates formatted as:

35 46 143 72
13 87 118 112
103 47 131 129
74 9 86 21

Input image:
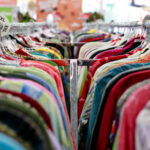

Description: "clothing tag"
0 15 10 37
88 28 97 34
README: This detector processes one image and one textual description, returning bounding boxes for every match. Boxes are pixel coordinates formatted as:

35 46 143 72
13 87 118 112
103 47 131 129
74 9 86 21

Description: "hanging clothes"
76 24 150 150
0 25 76 150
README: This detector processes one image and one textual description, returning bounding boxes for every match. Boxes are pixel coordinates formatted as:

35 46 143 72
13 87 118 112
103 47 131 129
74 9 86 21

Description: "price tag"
88 28 97 34
0 15 10 37
143 15 150 42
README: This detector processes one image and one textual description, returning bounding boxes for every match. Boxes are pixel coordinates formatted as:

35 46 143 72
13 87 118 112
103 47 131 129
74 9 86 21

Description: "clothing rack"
1 18 150 149
73 16 150 148
0 20 79 147
8 22 58 35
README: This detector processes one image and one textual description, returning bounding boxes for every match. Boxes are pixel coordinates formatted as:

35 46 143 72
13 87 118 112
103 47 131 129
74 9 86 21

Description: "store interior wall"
0 0 150 29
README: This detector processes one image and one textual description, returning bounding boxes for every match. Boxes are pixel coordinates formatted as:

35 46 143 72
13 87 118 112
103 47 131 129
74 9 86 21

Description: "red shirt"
50 60 67 66
15 48 33 57
96 69 150 150
16 34 32 47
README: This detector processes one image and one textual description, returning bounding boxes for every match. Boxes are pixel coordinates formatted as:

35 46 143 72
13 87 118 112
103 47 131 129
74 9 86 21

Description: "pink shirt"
118 82 150 150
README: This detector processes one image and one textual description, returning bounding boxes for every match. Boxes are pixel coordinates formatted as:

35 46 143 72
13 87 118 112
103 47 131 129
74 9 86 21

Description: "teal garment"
47 53 59 59
29 51 50 58
61 74 70 115
86 62 150 150
0 133 25 150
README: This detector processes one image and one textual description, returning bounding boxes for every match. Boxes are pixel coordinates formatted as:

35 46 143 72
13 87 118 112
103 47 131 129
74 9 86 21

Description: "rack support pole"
70 59 78 148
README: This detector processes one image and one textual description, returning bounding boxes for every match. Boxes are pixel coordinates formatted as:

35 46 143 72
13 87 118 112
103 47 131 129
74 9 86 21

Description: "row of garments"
0 26 76 150
0 60 76 150
1 22 150 150
76 29 150 150
2 27 71 60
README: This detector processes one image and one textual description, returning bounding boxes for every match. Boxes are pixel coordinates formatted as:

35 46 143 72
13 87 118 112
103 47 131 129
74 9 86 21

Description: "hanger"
0 39 20 66
133 15 150 51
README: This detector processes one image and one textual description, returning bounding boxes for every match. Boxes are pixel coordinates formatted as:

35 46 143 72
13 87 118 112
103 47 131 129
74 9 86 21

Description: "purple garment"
48 130 63 150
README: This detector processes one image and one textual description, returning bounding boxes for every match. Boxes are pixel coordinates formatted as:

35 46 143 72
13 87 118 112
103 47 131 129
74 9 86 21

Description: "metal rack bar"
10 22 58 29
6 22 58 36
70 59 78 148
